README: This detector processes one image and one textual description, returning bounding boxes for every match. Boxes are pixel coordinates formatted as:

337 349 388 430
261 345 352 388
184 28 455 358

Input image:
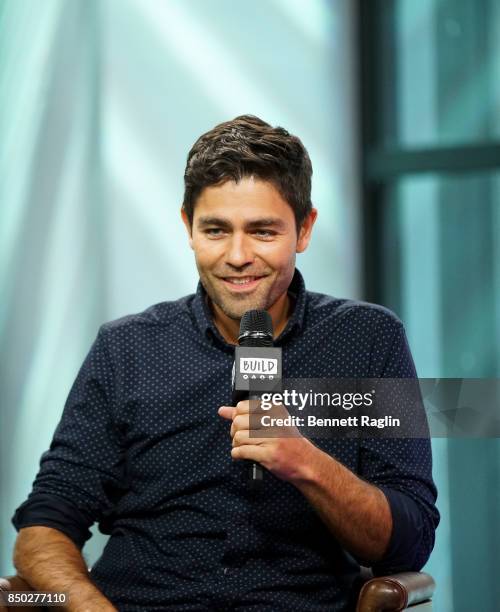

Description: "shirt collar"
190 268 307 346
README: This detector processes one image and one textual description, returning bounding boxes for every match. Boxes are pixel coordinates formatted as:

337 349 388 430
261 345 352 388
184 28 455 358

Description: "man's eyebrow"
245 218 287 230
196 216 287 230
196 216 232 228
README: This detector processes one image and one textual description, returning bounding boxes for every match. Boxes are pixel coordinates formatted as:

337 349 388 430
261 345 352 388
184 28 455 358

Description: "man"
12 115 439 611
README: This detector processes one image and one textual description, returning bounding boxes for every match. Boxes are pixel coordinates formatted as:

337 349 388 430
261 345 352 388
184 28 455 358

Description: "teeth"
227 277 255 284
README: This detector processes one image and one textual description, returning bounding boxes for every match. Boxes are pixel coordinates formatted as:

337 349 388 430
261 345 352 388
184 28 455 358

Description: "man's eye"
254 230 276 238
205 228 225 237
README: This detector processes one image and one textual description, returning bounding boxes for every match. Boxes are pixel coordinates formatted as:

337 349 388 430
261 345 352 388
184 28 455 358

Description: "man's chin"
216 298 267 321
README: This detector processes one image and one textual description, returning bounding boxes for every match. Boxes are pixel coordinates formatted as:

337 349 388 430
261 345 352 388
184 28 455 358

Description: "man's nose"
225 233 254 268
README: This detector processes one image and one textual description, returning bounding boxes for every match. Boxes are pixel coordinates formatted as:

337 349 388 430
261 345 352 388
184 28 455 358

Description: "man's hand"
219 399 392 564
218 400 316 483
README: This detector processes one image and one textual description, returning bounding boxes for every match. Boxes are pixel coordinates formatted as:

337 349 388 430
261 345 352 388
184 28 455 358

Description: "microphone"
233 310 274 484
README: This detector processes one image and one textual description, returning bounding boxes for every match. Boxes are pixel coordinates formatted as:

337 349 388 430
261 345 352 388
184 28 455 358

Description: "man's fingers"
232 429 267 447
231 413 251 438
231 444 267 463
220 403 290 439
235 400 251 415
218 406 235 420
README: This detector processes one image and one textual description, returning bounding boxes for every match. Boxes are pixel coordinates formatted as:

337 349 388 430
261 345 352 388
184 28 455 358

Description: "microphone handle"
248 393 263 483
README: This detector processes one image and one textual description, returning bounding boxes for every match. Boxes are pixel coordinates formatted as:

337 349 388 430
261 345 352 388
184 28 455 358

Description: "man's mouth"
220 276 266 291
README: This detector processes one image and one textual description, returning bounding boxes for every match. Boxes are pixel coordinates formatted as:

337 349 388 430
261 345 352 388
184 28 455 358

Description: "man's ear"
296 208 318 253
181 208 193 249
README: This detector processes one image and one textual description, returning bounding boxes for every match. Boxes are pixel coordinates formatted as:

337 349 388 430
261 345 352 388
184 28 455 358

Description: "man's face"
182 176 316 320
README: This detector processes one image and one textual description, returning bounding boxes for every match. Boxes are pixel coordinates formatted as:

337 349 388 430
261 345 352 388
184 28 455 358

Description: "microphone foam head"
238 310 273 346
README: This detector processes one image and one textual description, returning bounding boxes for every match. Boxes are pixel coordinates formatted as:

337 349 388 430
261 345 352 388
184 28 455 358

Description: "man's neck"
210 292 292 345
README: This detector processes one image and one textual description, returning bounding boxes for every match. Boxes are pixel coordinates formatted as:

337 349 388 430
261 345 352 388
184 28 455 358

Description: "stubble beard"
199 269 271 320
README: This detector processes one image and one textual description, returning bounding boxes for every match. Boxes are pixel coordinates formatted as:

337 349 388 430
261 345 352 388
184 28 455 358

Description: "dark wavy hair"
182 115 313 230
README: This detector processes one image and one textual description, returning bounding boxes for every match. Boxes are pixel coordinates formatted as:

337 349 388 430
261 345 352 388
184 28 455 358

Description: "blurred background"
1 1 499 610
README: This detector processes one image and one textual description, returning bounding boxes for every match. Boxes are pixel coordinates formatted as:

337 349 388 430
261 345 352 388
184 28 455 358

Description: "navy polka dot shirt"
13 269 439 611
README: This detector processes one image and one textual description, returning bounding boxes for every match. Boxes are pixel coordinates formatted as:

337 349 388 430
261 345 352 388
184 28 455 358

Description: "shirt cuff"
12 493 93 550
372 486 424 575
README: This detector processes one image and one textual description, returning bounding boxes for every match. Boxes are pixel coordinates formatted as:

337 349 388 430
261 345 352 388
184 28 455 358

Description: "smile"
220 276 265 292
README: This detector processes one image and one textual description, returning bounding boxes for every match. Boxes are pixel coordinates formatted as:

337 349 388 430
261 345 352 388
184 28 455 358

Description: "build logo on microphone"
233 346 282 391
240 357 278 379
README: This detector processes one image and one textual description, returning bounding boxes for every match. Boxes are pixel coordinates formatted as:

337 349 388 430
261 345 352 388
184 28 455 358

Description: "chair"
355 568 435 610
0 570 435 611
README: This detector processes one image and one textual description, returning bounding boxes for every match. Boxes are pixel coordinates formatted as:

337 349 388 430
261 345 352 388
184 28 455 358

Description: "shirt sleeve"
11 327 127 549
359 318 440 574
